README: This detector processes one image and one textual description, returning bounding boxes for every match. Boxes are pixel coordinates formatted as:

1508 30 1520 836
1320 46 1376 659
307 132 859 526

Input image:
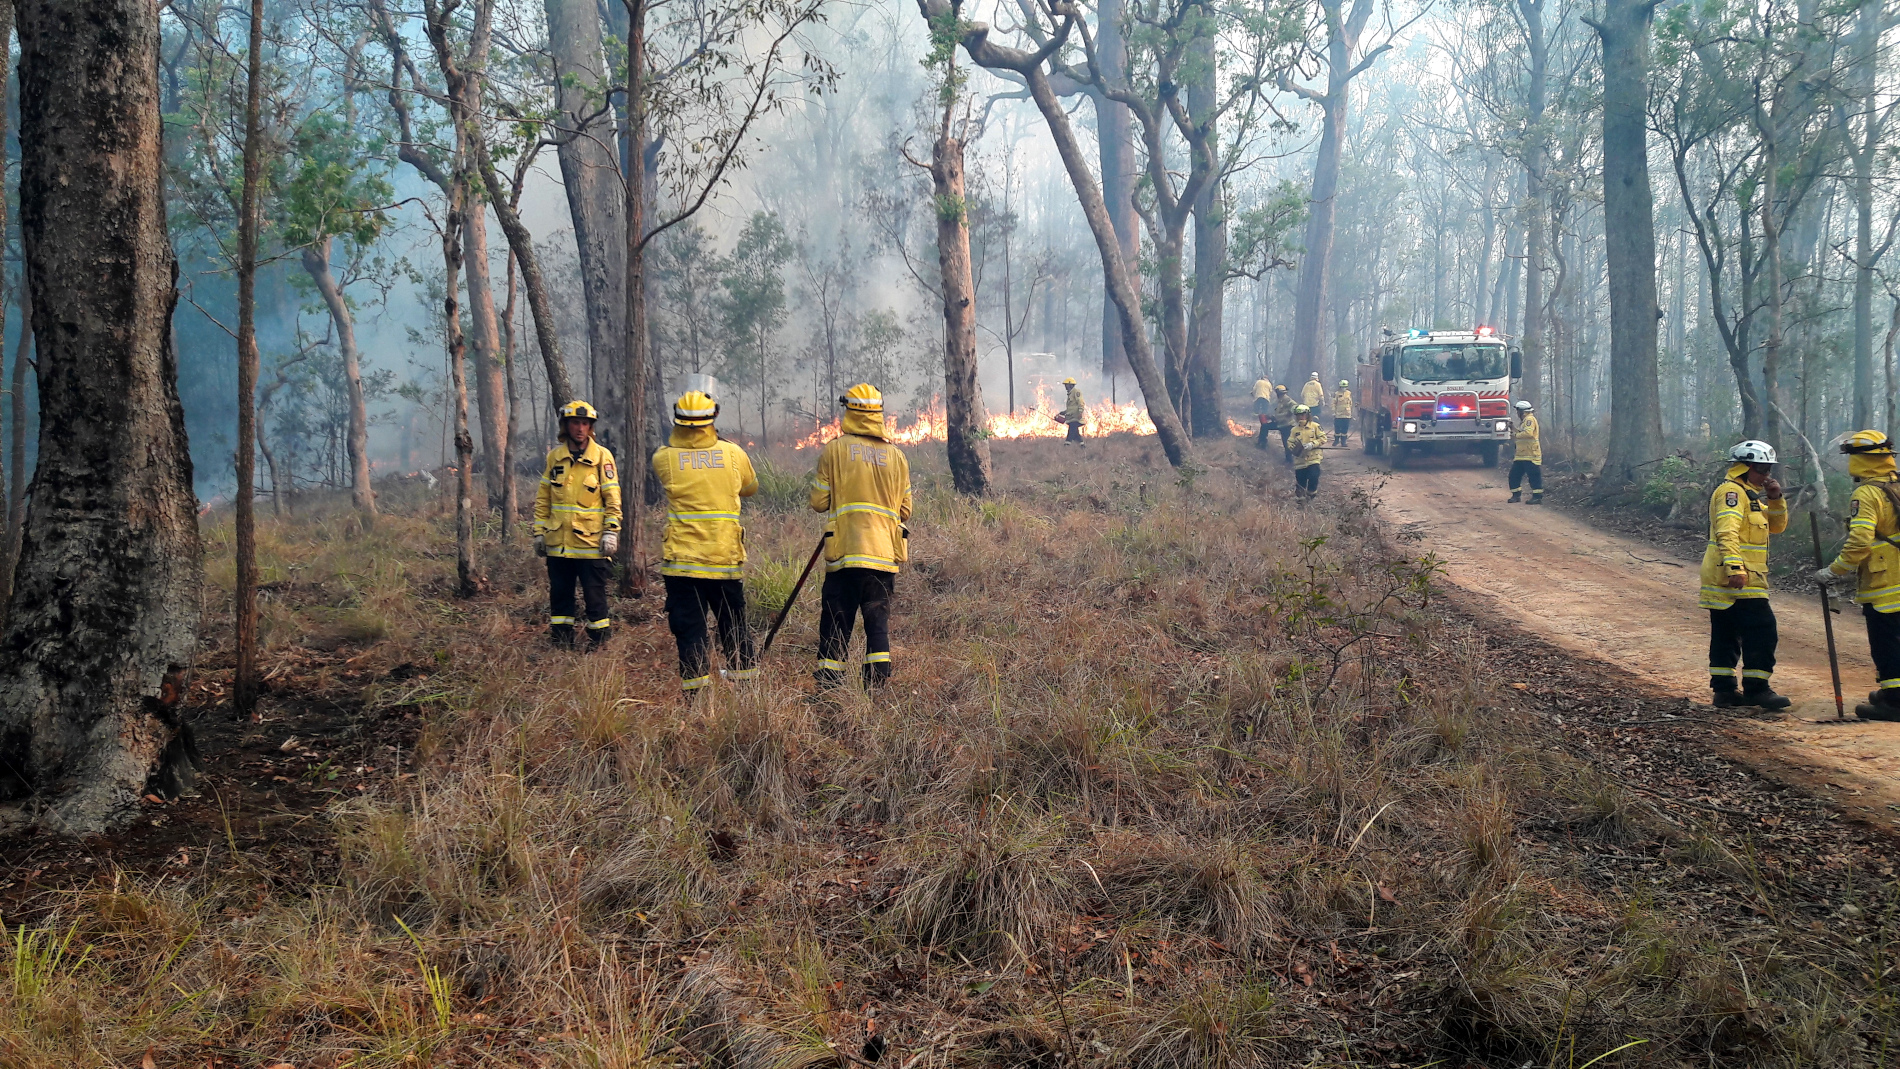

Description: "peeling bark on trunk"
932 114 992 495
464 206 508 510
544 0 624 422
301 238 375 519
1593 0 1666 483
234 0 264 717
0 0 203 834
4 281 30 616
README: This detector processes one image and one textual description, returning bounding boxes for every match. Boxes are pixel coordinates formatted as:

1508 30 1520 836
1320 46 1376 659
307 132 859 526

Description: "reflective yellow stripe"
828 554 898 571
549 547 605 559
1880 678 1900 689
553 504 605 513
863 652 891 664
587 619 611 630
724 668 760 680
550 615 576 625
835 502 899 519
660 562 744 578
1742 669 1772 680
681 675 712 691
812 480 831 491
668 511 740 522
1708 667 1735 676
817 658 846 671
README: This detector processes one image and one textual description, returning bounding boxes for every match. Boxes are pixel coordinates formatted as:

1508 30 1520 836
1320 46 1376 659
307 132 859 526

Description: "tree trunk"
501 247 520 534
543 0 624 422
0 0 11 555
0 0 203 833
1186 29 1224 439
1094 0 1138 380
234 0 264 717
5 281 30 614
1288 86 1344 387
1157 231 1189 422
932 113 992 494
619 0 650 594
464 205 508 509
468 129 573 415
1594 0 1666 483
1850 0 1882 431
1758 112 1784 452
301 239 375 518
1519 0 1547 404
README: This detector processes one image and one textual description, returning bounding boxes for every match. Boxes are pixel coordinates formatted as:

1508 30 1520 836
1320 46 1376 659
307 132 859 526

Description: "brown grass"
2 434 1895 1068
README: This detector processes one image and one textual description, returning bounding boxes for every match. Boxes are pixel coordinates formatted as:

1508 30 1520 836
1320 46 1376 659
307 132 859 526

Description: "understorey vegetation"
2 438 1896 1068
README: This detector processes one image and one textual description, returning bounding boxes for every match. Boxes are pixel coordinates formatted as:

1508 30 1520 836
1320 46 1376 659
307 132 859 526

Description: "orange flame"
793 384 1252 449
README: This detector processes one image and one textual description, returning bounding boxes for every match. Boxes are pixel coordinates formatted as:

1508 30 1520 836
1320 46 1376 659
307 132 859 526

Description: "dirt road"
1331 445 1900 826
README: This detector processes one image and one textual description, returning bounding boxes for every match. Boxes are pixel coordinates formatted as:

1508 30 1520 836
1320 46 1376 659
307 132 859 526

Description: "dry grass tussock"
3 436 1897 1068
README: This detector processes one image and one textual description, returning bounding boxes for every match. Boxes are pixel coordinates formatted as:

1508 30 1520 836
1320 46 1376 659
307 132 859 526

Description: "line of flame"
793 385 1253 450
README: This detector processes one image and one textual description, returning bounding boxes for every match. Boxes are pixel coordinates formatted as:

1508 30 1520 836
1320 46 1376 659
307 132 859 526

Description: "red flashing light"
1475 325 1495 337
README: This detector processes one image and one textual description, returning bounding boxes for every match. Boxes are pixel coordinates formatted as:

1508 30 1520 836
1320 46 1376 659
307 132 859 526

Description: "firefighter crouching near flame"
1272 384 1297 463
1059 377 1086 444
1700 440 1792 711
1508 400 1544 504
1291 405 1325 503
653 391 759 693
1253 376 1276 450
533 400 621 651
1331 380 1353 447
810 384 913 690
1815 430 1900 721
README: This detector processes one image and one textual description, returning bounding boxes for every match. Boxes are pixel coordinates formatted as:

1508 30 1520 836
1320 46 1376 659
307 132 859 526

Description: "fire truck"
1357 327 1522 467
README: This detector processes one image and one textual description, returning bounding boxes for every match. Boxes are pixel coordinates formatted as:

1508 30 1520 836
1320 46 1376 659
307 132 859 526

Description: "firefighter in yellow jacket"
1060 377 1085 445
1272 385 1297 463
1252 376 1275 450
533 400 622 651
1508 400 1543 504
809 384 912 688
1290 405 1326 503
653 391 759 692
1330 380 1353 447
1699 440 1791 710
1301 372 1326 410
1816 430 1900 720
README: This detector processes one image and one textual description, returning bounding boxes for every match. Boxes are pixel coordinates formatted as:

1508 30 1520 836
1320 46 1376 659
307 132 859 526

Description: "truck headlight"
1496 421 1510 432
1402 422 1418 435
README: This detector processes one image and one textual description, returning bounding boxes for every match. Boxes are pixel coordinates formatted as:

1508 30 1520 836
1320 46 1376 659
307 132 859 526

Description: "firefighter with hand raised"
810 384 912 690
652 391 759 694
533 400 621 651
1252 376 1276 450
1331 380 1353 447
1290 405 1325 503
1508 400 1543 504
1699 440 1792 710
1815 430 1900 721
1059 377 1085 445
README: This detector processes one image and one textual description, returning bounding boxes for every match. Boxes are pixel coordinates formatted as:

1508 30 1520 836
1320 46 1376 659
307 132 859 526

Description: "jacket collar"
565 438 608 466
669 425 718 449
841 408 887 440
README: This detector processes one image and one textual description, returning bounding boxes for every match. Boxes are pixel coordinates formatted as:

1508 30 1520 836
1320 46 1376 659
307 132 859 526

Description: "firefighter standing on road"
533 400 621 651
1700 441 1792 711
1815 430 1900 721
1331 380 1353 447
1272 384 1297 463
1291 405 1325 503
1060 377 1085 445
1301 372 1326 410
653 391 759 693
810 384 912 690
1508 400 1544 504
1253 376 1276 450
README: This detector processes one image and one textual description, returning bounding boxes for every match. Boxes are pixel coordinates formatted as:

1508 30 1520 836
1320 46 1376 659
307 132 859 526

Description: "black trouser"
1277 425 1292 459
1066 421 1083 443
817 567 895 687
1866 604 1900 691
1509 460 1543 493
548 557 611 646
1708 598 1777 692
1333 417 1350 442
1257 419 1277 449
664 576 755 690
1295 464 1320 496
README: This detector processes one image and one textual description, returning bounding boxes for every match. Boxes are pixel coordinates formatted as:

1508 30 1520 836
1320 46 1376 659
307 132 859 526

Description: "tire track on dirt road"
1331 446 1900 828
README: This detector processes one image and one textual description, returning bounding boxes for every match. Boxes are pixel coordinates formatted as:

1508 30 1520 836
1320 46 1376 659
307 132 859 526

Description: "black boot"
1529 492 1544 505
550 624 577 651
1856 689 1900 721
813 668 846 690
1742 686 1794 711
1712 688 1749 708
861 661 892 690
585 627 610 653
1508 491 1521 503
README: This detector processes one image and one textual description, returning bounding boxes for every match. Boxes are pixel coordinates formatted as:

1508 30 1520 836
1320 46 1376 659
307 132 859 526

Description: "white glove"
1814 565 1843 586
532 533 547 558
600 531 620 556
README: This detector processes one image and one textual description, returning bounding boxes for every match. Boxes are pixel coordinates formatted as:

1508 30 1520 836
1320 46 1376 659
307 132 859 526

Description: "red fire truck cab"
1357 327 1523 468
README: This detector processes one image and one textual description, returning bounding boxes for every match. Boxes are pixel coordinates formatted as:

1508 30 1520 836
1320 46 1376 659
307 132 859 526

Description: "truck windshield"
1399 344 1507 383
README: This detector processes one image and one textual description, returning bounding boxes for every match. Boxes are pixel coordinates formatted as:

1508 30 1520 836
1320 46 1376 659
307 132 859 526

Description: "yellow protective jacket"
1825 464 1900 614
1273 392 1296 425
652 425 758 579
1253 378 1274 400
1064 387 1085 423
1301 380 1326 408
1290 420 1326 469
1332 389 1353 417
534 439 622 558
810 408 912 573
1698 464 1788 609
1513 413 1542 465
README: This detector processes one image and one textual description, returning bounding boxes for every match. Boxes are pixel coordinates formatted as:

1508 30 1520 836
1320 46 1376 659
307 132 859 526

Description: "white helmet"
1513 400 1534 411
1728 440 1777 465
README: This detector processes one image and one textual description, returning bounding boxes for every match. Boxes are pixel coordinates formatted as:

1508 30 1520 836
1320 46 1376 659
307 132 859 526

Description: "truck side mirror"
1381 353 1394 382
1510 350 1523 381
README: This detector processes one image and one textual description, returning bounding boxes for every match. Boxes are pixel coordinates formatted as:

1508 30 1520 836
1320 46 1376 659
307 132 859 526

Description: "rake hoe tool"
1810 511 1847 721
760 531 829 658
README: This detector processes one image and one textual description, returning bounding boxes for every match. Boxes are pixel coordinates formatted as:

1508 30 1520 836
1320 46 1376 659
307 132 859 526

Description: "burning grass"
2 433 1897 1067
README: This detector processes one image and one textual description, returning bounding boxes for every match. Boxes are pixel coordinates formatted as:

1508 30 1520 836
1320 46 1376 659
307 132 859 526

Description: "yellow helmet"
841 383 883 412
1841 429 1896 456
1340 379 1350 387
559 399 598 422
673 390 718 427
1294 404 1310 414
1062 377 1077 386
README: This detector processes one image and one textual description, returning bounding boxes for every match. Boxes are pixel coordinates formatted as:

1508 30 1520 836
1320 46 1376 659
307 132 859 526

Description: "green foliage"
719 212 796 408
1640 456 1699 512
1227 180 1308 279
278 113 394 250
